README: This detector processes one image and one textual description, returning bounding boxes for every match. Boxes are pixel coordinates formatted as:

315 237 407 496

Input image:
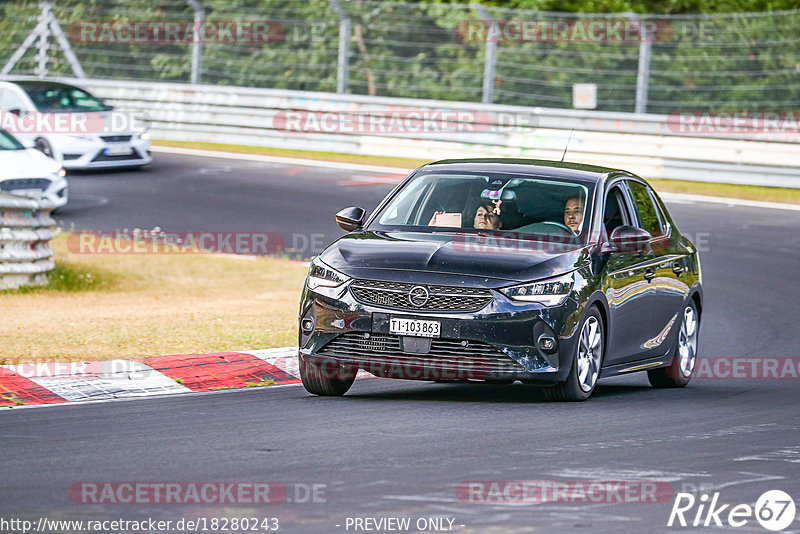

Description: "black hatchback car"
298 159 702 400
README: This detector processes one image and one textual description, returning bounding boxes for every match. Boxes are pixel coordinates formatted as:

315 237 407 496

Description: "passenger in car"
563 196 584 232
474 202 502 230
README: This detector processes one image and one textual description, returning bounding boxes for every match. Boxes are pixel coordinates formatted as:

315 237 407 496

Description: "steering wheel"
540 221 577 235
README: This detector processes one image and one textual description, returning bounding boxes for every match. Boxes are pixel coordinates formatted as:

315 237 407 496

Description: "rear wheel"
648 301 699 388
544 307 604 402
299 357 356 396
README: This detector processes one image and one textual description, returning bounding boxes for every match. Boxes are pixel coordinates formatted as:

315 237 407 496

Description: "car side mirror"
335 206 365 232
602 225 651 253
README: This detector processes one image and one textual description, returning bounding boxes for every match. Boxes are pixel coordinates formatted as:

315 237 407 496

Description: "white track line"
152 145 800 211
151 145 411 175
659 192 800 212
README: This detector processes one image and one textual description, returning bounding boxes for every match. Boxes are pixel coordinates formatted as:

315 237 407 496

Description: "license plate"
104 144 132 156
390 317 441 338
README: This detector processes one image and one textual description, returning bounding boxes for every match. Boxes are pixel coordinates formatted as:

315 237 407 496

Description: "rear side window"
603 185 630 235
627 181 663 237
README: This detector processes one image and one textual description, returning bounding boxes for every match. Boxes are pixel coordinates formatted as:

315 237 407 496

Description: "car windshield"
371 171 594 241
0 129 24 150
18 82 111 112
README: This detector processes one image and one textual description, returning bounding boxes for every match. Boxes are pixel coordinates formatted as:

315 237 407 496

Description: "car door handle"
643 269 656 281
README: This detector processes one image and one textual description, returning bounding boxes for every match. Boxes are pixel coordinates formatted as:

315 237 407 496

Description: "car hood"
0 148 58 178
319 230 590 287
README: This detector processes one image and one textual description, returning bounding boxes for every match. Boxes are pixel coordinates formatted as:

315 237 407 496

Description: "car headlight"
50 163 66 177
136 116 151 138
500 272 574 306
306 258 350 290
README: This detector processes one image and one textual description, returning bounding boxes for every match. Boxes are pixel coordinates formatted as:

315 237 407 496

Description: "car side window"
603 185 631 235
626 180 663 237
651 191 670 234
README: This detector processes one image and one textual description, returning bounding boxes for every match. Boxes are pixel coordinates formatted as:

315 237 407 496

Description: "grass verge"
154 140 800 205
1 233 307 365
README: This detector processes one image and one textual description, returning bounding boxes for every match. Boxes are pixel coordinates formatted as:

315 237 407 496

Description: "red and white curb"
0 348 310 407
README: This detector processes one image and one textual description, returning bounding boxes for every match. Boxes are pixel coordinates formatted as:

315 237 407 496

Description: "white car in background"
0 128 67 209
0 78 151 169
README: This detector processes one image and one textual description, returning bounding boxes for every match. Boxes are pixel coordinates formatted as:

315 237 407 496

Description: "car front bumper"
50 135 152 169
298 280 584 385
0 174 68 209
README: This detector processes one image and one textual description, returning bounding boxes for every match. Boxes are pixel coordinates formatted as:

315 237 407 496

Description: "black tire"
648 301 699 388
299 356 356 396
544 306 605 402
35 138 54 158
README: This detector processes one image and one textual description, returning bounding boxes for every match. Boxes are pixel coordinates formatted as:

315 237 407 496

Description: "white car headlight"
500 272 575 306
50 163 66 177
307 258 350 290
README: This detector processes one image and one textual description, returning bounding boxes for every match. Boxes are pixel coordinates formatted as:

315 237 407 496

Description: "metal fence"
2 1 799 114
79 78 800 188
0 193 56 290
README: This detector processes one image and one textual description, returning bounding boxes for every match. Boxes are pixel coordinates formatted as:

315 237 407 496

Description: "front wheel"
544 307 604 402
648 301 699 388
299 356 356 396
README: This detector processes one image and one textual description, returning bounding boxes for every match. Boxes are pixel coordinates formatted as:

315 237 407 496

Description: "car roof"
1 78 80 88
420 158 623 184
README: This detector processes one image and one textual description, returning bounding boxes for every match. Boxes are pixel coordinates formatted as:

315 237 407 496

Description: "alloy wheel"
677 306 698 377
577 316 603 392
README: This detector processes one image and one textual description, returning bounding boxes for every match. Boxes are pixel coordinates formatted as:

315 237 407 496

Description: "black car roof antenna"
561 128 575 162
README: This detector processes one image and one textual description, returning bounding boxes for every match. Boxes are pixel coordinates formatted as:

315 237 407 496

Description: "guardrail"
79 78 800 188
0 193 56 289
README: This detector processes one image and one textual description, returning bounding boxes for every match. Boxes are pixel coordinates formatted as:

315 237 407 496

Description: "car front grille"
100 135 133 143
350 279 493 312
0 178 51 192
91 148 144 162
317 332 525 377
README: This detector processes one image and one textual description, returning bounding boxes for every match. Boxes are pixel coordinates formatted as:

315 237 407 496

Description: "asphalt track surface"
3 153 799 533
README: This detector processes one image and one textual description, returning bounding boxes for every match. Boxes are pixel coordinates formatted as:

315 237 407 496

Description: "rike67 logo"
668 490 796 531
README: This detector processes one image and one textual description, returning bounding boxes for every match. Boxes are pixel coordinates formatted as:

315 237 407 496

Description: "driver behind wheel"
563 196 584 233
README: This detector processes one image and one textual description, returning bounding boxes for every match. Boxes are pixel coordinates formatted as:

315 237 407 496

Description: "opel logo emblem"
408 285 430 307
